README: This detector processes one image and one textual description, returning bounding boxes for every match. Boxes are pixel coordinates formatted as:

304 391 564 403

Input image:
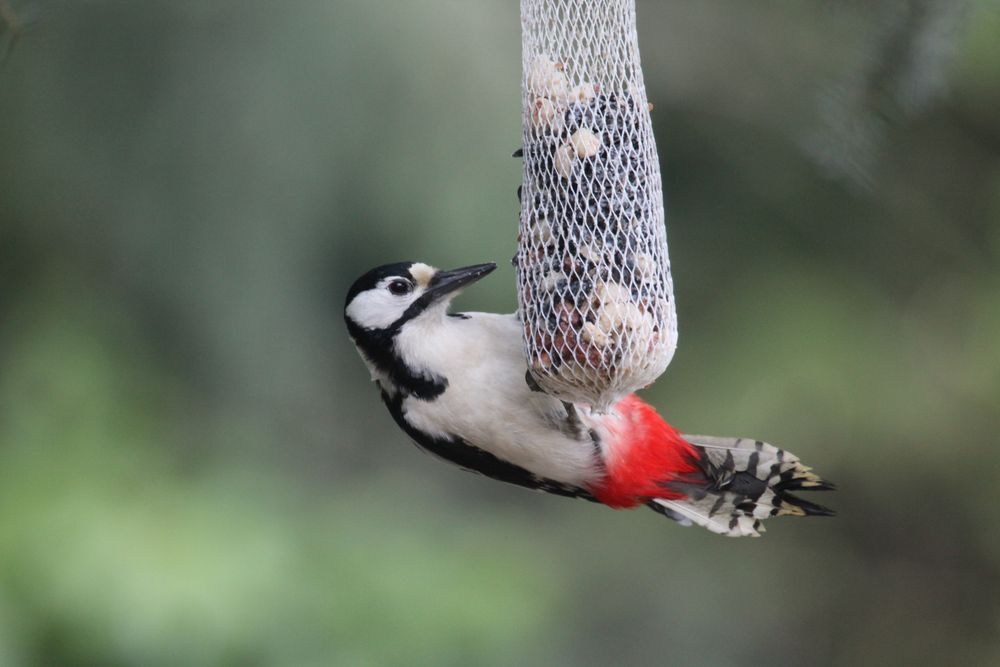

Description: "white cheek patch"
408 263 437 289
346 289 409 330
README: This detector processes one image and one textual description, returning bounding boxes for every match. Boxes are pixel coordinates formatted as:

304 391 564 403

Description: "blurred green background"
1 1 999 665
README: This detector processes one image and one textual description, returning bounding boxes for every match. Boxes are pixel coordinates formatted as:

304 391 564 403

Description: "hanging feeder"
516 0 677 411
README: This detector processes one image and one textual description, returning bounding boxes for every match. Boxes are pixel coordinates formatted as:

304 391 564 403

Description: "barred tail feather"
648 435 835 537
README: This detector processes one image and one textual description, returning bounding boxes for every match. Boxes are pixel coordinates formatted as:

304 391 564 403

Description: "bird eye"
387 279 412 296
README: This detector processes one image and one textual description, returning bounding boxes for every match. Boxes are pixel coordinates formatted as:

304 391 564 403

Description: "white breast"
392 312 603 486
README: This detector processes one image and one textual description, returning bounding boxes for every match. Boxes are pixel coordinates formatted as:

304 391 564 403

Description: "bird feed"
515 0 676 411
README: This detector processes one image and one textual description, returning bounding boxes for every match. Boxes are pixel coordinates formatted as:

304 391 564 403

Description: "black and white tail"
649 436 835 537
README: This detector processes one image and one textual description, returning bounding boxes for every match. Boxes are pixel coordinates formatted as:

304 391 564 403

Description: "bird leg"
562 401 588 441
524 369 545 393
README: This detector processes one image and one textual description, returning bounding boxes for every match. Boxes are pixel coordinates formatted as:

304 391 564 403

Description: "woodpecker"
344 261 834 536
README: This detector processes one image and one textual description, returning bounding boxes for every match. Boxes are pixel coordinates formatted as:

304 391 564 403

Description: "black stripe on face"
386 263 496 332
346 318 447 401
345 263 495 400
344 261 448 400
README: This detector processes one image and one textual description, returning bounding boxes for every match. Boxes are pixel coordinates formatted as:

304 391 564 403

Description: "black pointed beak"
425 262 496 302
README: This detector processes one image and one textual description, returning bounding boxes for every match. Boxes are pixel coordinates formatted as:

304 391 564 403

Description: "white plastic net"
516 0 676 411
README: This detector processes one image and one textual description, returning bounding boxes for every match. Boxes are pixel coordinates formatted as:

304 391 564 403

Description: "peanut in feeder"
515 0 677 411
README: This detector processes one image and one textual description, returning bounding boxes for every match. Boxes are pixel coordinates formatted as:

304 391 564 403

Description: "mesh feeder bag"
516 0 677 411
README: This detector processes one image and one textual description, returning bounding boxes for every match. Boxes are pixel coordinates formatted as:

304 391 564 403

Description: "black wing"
380 387 596 502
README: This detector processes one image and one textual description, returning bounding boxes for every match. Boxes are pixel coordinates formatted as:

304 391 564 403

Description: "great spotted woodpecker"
344 261 834 536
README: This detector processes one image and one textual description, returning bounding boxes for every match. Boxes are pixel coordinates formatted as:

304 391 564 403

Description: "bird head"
344 261 496 338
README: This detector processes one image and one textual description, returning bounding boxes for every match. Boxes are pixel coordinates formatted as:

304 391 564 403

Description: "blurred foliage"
0 288 558 666
0 1 998 666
